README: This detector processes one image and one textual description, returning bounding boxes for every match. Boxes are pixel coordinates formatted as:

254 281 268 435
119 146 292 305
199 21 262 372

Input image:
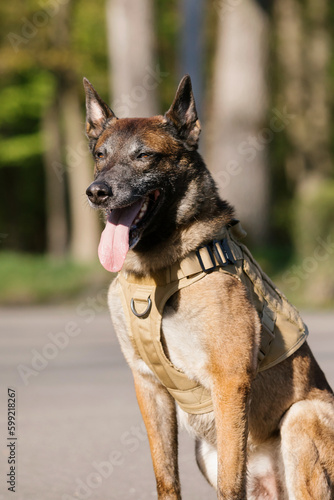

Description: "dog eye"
137 152 151 159
96 151 104 159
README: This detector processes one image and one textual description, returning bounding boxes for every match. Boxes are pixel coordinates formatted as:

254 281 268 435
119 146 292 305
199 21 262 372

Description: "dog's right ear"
83 78 117 139
164 75 201 149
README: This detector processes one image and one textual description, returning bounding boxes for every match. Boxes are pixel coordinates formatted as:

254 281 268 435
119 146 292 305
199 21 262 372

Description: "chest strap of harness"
117 221 308 414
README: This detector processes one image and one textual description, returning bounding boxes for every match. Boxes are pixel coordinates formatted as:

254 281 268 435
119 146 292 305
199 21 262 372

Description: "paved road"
0 306 333 500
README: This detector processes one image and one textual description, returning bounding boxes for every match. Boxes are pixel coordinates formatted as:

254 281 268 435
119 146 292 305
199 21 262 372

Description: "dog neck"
123 213 234 275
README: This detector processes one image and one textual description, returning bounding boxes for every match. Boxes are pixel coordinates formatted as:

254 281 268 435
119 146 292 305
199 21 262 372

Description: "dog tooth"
139 204 148 216
132 201 148 227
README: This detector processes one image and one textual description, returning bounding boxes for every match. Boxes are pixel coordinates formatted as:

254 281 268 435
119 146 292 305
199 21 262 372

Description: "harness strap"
118 224 273 414
117 221 308 414
258 304 276 362
180 236 276 363
159 222 245 281
118 271 214 414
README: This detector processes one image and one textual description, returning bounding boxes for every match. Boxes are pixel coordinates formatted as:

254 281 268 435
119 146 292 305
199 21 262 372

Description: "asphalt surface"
0 306 333 500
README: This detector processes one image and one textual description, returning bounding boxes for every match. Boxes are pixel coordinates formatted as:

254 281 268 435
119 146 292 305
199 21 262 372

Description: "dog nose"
86 182 112 205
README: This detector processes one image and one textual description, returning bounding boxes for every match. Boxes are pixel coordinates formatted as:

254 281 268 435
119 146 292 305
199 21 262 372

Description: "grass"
0 252 112 305
0 248 332 308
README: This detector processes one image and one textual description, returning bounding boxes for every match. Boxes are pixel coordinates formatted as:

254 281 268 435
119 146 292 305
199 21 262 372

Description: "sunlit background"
0 0 333 307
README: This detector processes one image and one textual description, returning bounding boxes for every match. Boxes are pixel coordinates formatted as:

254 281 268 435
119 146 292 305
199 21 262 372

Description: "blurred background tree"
208 0 271 243
106 0 158 117
0 0 333 306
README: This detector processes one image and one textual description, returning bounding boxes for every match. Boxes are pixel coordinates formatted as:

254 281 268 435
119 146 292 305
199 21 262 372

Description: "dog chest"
161 304 210 383
108 278 210 385
108 228 309 416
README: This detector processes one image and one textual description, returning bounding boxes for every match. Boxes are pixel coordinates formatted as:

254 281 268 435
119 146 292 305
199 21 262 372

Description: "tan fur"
133 370 181 499
84 75 334 499
124 210 231 274
109 269 334 499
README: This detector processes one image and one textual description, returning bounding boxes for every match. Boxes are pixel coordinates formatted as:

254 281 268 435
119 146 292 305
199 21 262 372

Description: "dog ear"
83 78 117 139
164 75 201 149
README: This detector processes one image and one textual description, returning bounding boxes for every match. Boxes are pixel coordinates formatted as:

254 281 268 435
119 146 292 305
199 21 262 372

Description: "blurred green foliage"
0 0 108 252
294 180 334 257
0 0 333 305
0 0 182 254
0 252 109 304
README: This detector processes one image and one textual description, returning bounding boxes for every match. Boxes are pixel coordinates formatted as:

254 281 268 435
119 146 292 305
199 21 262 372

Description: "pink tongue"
98 199 144 272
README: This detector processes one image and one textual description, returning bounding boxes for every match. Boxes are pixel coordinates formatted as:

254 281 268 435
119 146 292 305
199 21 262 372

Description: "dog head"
84 76 233 273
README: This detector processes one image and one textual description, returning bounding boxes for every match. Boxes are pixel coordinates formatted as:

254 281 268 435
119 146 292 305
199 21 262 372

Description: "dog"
84 75 334 499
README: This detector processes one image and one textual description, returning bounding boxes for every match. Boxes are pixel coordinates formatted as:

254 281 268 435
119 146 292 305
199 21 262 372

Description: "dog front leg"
212 374 251 500
132 369 181 500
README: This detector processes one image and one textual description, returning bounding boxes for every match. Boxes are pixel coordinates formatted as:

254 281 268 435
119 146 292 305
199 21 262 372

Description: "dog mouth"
128 189 161 249
98 189 162 272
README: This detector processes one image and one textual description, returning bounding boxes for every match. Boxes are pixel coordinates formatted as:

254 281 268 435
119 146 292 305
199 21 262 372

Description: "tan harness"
117 222 308 415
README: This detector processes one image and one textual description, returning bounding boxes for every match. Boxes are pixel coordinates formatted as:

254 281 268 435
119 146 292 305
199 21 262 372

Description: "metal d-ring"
130 297 152 318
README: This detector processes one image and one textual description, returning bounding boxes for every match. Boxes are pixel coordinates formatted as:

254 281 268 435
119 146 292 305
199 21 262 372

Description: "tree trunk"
207 0 270 242
43 0 100 263
179 0 205 117
61 83 100 262
274 0 333 305
106 0 158 117
274 0 331 185
42 98 68 258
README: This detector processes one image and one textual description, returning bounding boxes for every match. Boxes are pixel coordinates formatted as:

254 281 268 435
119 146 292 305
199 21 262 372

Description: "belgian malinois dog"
84 75 334 499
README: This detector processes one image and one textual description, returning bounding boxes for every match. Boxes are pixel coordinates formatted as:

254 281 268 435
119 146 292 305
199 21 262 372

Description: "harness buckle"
213 238 235 267
213 238 235 266
196 245 216 272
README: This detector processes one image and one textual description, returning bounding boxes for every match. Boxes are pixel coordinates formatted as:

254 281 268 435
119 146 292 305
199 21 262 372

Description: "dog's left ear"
164 75 201 149
83 77 117 139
